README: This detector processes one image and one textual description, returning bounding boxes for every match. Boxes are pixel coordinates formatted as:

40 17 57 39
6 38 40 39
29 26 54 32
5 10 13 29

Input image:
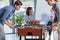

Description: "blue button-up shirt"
0 5 15 25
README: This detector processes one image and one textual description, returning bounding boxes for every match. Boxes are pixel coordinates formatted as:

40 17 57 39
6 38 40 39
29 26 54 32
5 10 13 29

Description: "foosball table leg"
25 36 26 40
19 36 21 40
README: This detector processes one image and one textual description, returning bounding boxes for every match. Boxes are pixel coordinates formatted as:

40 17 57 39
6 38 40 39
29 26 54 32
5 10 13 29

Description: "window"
20 0 34 9
20 0 34 2
0 0 9 8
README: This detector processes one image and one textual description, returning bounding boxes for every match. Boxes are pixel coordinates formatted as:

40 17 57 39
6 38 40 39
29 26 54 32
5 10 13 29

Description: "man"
45 0 60 40
46 0 60 22
0 1 22 40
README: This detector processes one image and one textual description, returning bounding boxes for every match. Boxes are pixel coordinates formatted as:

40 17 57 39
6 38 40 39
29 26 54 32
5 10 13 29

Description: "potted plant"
15 15 24 26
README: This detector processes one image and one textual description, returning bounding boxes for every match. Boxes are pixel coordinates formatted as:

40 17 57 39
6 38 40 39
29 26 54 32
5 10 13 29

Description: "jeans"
0 23 5 40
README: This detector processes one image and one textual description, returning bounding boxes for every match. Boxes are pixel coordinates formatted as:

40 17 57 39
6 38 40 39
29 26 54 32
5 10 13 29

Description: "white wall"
35 0 52 24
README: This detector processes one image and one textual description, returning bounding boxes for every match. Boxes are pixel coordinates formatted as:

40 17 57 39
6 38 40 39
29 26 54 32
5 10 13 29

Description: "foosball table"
17 25 44 40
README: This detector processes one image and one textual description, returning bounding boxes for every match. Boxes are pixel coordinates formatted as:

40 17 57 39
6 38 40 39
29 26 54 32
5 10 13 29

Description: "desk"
17 27 42 40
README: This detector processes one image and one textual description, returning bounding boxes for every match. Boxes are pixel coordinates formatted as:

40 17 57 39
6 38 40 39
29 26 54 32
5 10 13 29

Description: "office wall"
35 0 52 24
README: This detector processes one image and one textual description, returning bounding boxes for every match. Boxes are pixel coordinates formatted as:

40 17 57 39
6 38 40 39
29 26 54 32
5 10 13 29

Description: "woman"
24 7 35 25
24 7 40 25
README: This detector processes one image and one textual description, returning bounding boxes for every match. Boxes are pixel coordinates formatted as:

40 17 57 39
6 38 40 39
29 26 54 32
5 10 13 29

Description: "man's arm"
53 2 60 22
0 9 15 28
56 3 60 23
5 20 15 28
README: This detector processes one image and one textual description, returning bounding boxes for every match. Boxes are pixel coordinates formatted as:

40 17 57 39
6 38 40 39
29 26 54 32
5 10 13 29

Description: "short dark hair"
26 7 32 16
14 1 22 6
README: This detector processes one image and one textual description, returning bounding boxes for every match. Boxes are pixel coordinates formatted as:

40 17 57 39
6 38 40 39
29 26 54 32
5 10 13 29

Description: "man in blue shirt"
0 1 22 40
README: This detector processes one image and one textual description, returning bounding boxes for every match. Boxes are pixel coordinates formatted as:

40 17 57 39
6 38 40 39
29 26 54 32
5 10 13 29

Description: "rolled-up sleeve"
6 11 14 20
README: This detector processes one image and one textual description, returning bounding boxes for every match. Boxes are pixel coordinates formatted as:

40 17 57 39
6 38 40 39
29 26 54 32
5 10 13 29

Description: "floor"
6 34 40 40
45 30 58 40
6 34 19 40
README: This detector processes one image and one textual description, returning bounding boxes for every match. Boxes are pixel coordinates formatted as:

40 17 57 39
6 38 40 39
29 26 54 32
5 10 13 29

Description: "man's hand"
52 23 58 31
34 20 40 25
58 22 60 25
29 20 40 25
9 25 15 28
29 21 33 25
5 20 15 28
